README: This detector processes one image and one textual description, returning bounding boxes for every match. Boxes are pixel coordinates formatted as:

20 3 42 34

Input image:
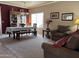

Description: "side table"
42 29 51 38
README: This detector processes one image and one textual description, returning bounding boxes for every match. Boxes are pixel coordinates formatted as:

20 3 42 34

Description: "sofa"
50 25 70 41
42 32 79 58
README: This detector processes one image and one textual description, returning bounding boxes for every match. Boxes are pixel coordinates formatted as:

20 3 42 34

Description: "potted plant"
20 23 25 27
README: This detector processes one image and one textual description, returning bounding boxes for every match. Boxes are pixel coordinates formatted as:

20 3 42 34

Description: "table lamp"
74 18 79 30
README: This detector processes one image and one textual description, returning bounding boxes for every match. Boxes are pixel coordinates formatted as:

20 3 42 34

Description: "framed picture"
50 12 59 19
61 13 73 21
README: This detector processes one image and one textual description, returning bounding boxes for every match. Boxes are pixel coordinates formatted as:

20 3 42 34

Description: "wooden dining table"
6 27 37 40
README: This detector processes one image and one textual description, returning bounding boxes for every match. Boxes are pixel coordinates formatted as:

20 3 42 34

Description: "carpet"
0 34 54 58
0 46 17 58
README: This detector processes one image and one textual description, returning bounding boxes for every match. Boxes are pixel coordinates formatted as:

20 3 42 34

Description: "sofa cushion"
51 31 68 41
57 25 70 33
65 35 79 50
52 35 70 48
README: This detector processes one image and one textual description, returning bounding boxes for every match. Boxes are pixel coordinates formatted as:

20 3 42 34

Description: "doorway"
31 12 44 34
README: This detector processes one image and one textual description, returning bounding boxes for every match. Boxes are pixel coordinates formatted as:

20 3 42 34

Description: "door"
31 12 44 34
31 12 43 28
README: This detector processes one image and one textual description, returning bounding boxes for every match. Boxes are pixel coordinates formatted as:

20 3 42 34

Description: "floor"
0 34 54 58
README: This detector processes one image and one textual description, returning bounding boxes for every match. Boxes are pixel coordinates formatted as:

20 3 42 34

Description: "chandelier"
20 2 29 15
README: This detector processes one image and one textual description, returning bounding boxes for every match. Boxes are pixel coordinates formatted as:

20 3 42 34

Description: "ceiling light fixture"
20 2 29 15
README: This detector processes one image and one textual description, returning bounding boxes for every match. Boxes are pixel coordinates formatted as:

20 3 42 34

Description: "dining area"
6 26 37 40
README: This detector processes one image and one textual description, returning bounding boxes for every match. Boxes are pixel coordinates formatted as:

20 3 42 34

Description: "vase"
20 23 25 27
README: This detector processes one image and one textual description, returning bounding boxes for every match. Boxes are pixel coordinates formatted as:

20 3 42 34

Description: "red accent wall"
0 3 29 33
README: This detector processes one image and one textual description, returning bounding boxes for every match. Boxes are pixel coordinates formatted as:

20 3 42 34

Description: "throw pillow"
57 25 70 33
52 35 70 48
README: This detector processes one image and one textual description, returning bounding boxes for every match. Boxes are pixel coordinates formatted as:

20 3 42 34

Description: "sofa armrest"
42 42 79 58
42 42 52 49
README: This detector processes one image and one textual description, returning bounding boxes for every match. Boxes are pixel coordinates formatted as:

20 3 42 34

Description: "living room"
0 1 79 58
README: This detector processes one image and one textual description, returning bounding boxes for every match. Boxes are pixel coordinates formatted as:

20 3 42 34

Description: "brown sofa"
50 25 70 41
42 33 79 58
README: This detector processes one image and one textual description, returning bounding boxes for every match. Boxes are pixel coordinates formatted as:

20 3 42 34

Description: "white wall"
0 7 2 34
30 1 79 34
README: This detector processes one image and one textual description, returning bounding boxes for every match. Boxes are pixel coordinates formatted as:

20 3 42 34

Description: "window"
31 12 43 28
20 15 27 27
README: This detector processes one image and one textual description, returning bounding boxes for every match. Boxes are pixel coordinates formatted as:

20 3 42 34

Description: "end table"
42 29 51 38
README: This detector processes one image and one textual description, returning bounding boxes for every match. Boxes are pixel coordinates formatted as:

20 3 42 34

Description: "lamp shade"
74 18 79 25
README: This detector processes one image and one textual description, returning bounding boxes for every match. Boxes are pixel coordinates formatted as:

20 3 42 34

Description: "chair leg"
16 32 20 40
34 31 37 36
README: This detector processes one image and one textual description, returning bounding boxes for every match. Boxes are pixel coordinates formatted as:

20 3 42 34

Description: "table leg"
34 31 37 36
7 32 11 37
9 33 11 37
42 30 44 37
13 32 16 39
46 31 50 39
16 32 20 40
9 33 10 37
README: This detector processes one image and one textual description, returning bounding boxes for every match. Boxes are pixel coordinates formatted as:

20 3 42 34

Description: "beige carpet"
0 46 17 58
0 34 53 58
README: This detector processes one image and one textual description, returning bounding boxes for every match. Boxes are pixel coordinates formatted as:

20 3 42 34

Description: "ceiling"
0 1 55 9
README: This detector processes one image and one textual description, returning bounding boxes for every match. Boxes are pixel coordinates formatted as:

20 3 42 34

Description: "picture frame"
50 12 59 19
61 13 73 21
